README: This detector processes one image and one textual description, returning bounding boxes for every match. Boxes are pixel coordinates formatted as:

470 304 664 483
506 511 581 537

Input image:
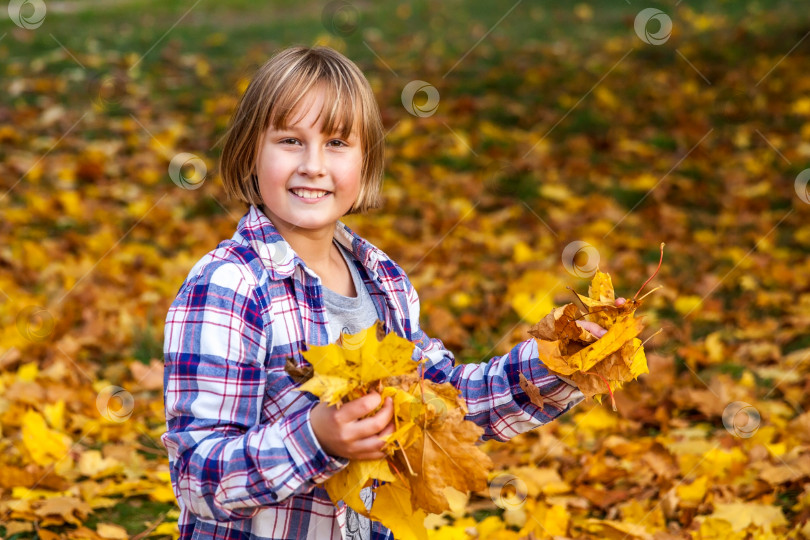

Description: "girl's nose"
297 146 326 177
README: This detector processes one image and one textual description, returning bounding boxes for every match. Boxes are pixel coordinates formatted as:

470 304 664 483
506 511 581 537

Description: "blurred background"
2 0 810 538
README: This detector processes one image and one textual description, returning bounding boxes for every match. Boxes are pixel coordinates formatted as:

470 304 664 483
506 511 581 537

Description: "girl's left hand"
574 297 626 338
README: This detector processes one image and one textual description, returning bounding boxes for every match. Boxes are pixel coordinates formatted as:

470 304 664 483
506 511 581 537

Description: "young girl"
162 45 614 540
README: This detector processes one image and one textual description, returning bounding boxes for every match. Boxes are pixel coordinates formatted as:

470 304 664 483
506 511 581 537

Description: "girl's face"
255 87 363 239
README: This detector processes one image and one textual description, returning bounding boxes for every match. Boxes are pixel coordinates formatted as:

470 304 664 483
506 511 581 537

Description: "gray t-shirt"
322 241 380 342
321 241 379 540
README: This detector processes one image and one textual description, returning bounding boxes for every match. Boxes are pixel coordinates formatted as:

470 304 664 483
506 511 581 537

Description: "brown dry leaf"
33 496 92 526
284 357 313 384
579 518 653 540
128 358 164 390
393 397 493 515
37 529 63 540
518 372 545 409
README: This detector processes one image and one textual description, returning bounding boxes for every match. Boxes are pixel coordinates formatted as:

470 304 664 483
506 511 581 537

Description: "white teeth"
291 189 328 199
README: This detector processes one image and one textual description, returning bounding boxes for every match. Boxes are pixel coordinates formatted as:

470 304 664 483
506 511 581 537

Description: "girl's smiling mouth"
290 188 331 200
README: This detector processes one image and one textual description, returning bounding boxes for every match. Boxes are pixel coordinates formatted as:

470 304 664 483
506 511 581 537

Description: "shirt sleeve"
399 273 585 442
160 261 347 522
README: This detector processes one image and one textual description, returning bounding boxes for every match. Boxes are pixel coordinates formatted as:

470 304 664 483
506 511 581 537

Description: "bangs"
266 68 357 140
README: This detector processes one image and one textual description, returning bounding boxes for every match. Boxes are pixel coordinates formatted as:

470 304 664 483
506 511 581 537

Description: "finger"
379 420 395 438
354 450 387 461
348 434 390 456
352 397 393 438
376 421 395 444
576 320 607 339
336 392 382 422
615 297 626 306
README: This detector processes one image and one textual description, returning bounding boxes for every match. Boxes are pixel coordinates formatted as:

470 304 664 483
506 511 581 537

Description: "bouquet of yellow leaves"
528 244 664 410
288 322 492 540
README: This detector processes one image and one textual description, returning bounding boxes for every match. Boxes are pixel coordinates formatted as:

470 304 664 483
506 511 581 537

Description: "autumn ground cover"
2 0 810 538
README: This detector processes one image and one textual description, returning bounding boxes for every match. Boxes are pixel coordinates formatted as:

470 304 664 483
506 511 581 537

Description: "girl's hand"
310 391 394 460
575 297 626 338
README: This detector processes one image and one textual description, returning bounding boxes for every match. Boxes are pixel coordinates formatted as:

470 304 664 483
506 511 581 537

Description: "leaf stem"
388 455 409 482
566 286 590 316
596 373 617 412
635 285 663 303
398 443 416 476
633 243 665 301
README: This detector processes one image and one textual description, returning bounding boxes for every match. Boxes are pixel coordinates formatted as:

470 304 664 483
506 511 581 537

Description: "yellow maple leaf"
324 458 396 513
298 321 416 406
518 500 569 538
21 410 73 469
370 481 428 540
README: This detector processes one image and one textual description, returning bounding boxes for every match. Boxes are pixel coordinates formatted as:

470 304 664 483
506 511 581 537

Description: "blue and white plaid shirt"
161 205 584 539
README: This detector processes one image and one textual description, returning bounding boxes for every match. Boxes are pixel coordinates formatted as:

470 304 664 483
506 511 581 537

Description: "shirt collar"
235 205 385 281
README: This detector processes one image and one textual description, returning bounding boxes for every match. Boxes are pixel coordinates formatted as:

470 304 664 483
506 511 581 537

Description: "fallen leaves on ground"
2 2 810 538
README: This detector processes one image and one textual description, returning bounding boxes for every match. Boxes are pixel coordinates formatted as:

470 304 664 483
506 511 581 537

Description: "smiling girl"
162 46 611 540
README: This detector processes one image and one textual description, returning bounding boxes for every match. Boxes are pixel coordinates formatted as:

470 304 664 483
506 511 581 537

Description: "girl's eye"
280 138 300 145
327 139 347 147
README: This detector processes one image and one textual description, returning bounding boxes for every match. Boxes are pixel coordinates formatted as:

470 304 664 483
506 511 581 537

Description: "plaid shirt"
162 205 584 540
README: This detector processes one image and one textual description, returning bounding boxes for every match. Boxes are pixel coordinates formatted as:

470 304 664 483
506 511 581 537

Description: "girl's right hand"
310 391 394 460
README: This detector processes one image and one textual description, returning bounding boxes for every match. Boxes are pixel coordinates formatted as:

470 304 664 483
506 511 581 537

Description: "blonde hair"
219 46 385 214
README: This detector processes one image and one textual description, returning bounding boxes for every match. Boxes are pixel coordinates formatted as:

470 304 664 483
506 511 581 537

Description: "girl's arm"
160 261 347 522
399 273 585 442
